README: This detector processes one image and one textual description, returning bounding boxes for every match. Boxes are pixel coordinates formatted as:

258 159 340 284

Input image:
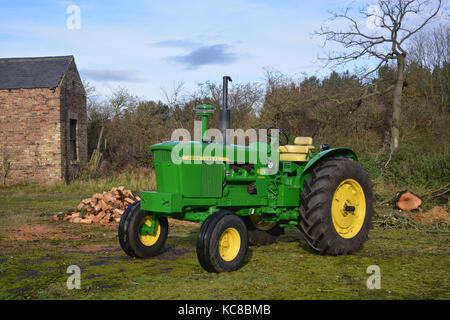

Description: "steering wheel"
266 126 289 146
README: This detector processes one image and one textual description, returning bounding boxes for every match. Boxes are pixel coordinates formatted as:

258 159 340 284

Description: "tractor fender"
300 147 358 182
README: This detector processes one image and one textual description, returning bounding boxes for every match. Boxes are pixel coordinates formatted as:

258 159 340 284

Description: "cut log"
97 211 107 220
76 202 85 211
92 193 103 200
98 199 109 211
102 193 116 204
100 213 111 224
394 190 423 211
123 189 133 197
109 202 120 209
113 208 124 216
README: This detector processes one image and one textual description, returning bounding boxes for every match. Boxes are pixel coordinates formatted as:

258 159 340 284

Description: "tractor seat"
279 137 314 162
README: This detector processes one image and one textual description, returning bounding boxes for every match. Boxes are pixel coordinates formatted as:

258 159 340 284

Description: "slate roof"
0 56 74 90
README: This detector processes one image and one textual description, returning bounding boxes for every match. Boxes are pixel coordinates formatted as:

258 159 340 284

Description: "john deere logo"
181 155 229 162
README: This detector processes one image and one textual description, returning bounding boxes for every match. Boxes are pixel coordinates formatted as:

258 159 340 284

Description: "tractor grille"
201 164 222 196
152 149 224 198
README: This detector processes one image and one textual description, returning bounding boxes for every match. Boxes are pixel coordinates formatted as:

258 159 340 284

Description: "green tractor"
118 76 375 273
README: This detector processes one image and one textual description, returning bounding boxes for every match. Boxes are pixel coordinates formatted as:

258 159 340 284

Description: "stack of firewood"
55 186 140 224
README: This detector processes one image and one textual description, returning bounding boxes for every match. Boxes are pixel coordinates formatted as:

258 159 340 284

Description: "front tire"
298 156 375 255
118 200 169 258
196 211 248 273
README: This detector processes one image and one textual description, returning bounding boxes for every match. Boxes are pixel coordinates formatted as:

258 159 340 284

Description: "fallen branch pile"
55 186 139 224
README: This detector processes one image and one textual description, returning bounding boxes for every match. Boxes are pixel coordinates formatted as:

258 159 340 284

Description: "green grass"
0 183 448 300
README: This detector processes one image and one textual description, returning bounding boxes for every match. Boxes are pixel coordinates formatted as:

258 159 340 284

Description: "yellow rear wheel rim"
331 179 366 239
218 228 241 261
249 215 278 231
139 215 161 246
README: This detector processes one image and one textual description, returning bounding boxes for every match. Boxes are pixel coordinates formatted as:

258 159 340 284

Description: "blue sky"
0 0 446 101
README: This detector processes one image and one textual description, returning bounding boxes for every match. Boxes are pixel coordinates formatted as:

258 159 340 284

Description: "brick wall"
0 60 87 184
0 87 63 183
59 60 87 183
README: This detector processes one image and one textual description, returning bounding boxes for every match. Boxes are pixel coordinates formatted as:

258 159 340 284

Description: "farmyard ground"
0 185 448 300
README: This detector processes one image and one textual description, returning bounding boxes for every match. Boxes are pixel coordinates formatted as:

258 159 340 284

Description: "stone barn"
0 55 87 184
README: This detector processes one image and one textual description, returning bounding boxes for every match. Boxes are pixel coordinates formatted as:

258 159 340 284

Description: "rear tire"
243 216 283 246
298 156 375 255
118 200 169 258
196 211 248 273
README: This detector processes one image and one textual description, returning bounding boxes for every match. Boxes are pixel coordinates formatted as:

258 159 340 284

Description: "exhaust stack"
219 76 232 144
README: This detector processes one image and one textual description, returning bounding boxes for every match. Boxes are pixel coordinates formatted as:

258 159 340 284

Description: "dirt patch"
402 206 450 224
5 225 82 241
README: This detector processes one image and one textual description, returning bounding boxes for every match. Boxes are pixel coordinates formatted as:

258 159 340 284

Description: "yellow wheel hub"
218 228 241 261
331 179 366 239
249 215 278 231
139 215 161 246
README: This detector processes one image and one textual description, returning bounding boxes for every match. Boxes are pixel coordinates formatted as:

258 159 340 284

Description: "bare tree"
408 24 449 112
408 24 449 68
161 81 186 108
161 81 186 129
316 0 442 153
108 86 139 117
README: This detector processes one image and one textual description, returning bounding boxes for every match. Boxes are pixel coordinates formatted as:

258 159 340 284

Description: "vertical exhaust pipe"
220 76 232 144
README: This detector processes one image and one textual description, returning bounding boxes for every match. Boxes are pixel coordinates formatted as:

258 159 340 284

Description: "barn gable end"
0 55 87 184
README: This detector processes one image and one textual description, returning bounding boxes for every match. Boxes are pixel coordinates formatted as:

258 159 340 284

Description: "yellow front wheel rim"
331 179 366 239
218 228 241 261
139 215 161 246
249 215 278 231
